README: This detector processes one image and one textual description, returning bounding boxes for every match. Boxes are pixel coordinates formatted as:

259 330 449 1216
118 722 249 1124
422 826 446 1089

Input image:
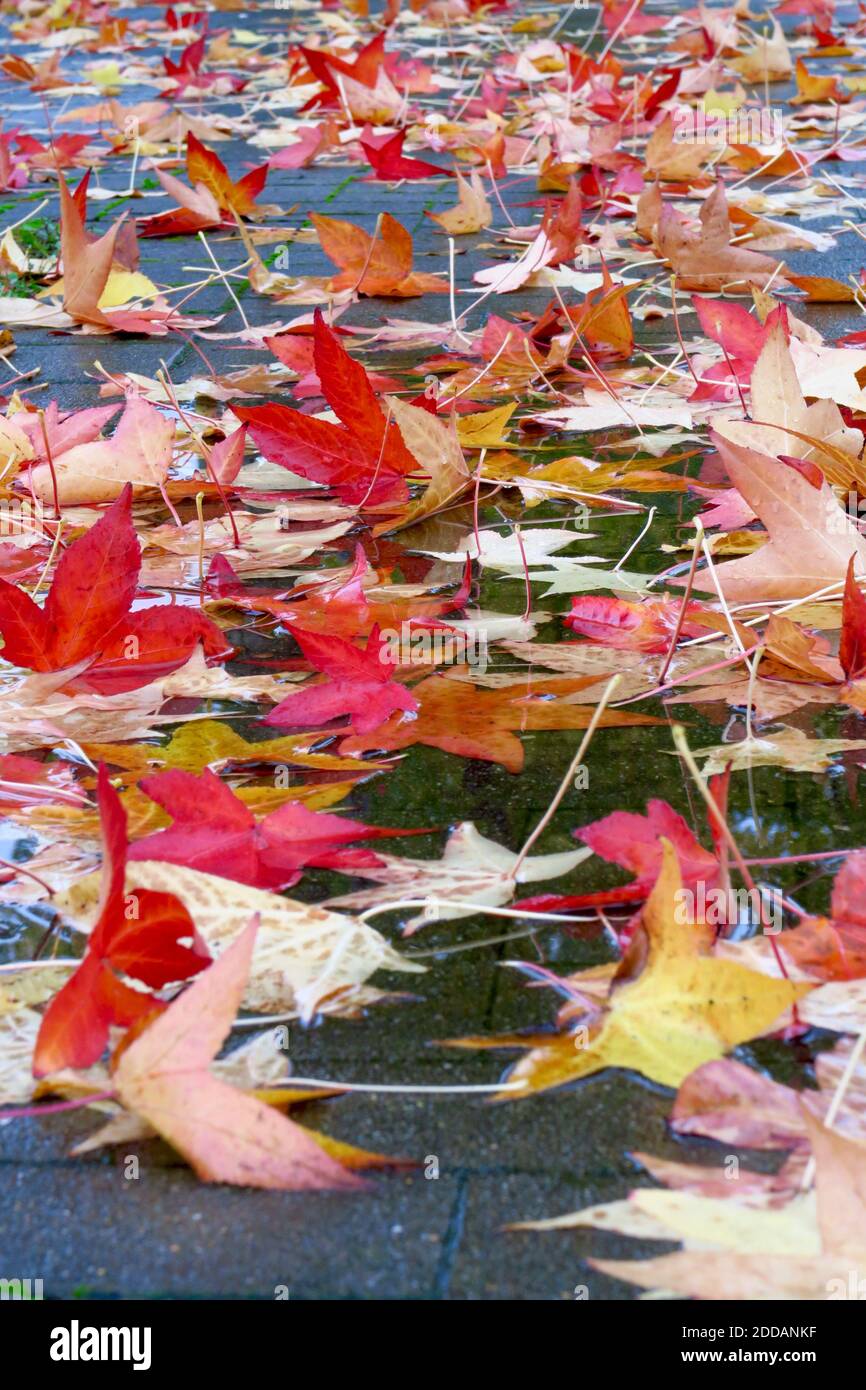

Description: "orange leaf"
186 132 267 216
310 210 446 297
338 669 665 773
58 176 118 326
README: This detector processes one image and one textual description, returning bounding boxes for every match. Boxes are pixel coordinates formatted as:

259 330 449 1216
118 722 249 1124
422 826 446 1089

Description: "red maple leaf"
564 596 710 652
262 623 418 735
33 767 210 1077
359 129 450 181
297 33 387 112
207 543 471 640
840 556 866 682
235 310 417 506
513 800 719 917
0 484 231 693
128 767 424 889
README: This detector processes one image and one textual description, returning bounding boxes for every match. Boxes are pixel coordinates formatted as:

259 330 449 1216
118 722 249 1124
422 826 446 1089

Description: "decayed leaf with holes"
54 858 424 1020
447 841 809 1096
325 820 592 931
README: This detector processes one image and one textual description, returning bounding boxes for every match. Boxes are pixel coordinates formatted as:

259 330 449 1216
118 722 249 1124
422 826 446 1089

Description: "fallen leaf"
111 919 369 1189
448 841 809 1095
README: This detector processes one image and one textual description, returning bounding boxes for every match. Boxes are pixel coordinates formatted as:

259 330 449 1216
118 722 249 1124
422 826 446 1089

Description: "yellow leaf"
87 62 127 91
457 403 516 448
428 171 492 236
79 719 377 783
97 270 159 308
450 840 811 1096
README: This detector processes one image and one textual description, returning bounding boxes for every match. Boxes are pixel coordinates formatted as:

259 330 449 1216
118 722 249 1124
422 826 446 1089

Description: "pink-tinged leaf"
830 849 866 932
841 555 866 682
14 402 120 458
577 799 719 892
111 919 367 1190
209 425 247 484
263 624 419 735
692 296 779 369
268 124 333 169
